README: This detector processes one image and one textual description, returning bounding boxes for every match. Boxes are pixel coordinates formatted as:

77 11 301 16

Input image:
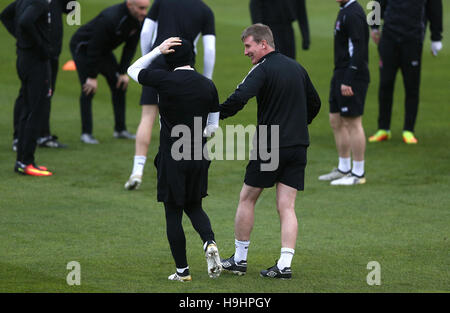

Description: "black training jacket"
371 0 443 42
220 51 321 148
70 2 142 78
0 0 71 58
9 0 50 59
334 0 370 85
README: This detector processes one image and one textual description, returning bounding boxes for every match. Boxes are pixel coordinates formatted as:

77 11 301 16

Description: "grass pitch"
0 0 449 293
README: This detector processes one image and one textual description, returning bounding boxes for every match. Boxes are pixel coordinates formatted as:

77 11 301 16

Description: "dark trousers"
70 44 126 135
16 49 50 165
268 23 296 59
13 57 59 140
378 33 423 132
164 201 215 269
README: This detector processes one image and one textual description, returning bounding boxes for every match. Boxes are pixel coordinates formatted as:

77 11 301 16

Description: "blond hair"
241 23 275 48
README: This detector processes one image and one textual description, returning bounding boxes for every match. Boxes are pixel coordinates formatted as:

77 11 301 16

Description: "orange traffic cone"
62 60 76 71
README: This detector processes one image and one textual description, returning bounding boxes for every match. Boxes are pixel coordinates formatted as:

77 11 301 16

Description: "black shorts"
244 145 307 191
154 150 210 207
140 55 170 105
329 70 369 117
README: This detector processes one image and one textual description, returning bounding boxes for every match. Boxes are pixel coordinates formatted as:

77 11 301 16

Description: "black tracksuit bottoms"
164 201 215 269
16 49 50 165
378 33 423 132
70 44 126 135
13 57 58 140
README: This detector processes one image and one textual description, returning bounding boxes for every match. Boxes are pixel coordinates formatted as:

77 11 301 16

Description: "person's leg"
164 202 188 269
377 35 400 131
234 183 264 242
101 53 127 134
136 105 159 156
330 113 351 173
72 52 94 136
400 40 423 134
19 59 50 167
124 104 159 190
342 116 365 177
276 183 298 250
184 201 215 244
185 201 222 278
260 182 297 278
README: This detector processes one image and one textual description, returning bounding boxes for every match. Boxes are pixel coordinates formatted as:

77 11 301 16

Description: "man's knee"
329 113 342 130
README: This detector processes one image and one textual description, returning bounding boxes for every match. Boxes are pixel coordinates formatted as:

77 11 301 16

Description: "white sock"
176 266 189 274
352 160 365 177
132 155 147 176
234 239 250 263
277 247 295 270
338 157 351 173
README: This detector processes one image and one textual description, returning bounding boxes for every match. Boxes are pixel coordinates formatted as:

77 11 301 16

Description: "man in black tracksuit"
1 0 71 151
368 0 443 144
70 0 149 144
127 37 222 281
219 24 321 279
11 0 53 176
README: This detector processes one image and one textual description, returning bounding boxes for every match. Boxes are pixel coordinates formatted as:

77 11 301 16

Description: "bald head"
127 0 150 22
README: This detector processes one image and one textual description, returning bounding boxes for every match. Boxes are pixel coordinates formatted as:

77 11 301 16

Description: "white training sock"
277 248 295 270
234 239 250 263
176 266 189 274
352 160 365 177
132 155 147 176
338 157 351 173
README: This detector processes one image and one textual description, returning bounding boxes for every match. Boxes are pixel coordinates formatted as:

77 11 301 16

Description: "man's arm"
128 37 181 84
296 0 310 50
202 35 215 79
220 63 266 119
140 18 157 55
119 29 140 75
0 1 17 37
304 71 321 124
369 0 387 45
426 0 443 56
342 13 367 89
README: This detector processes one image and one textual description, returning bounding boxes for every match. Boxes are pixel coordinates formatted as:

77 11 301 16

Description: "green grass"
0 0 449 293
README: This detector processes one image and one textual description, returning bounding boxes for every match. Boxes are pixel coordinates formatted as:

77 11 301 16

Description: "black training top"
220 51 321 148
138 68 219 155
371 0 443 42
334 0 370 85
1 0 70 57
12 0 50 59
71 2 142 78
148 0 215 50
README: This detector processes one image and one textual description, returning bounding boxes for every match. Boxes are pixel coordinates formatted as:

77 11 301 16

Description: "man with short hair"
124 0 216 190
219 24 321 279
318 0 370 186
128 37 222 282
70 0 150 144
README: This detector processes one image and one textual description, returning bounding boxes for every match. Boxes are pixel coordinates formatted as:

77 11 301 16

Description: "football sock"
277 247 295 270
132 155 146 176
234 239 250 263
177 266 189 275
352 160 365 177
338 157 351 173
